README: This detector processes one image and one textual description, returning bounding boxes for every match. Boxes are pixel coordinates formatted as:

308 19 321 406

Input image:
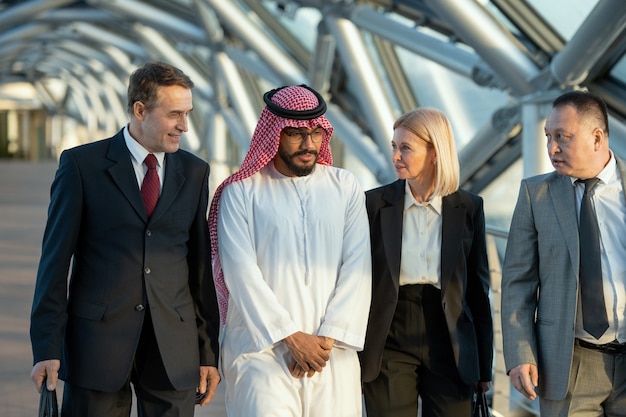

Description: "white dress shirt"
123 125 165 192
572 152 626 344
399 181 442 288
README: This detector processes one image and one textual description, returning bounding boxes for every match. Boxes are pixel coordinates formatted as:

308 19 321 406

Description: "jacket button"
144 267 151 274
146 230 152 237
135 304 145 311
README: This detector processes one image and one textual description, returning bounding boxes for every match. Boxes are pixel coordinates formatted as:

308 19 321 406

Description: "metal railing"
486 225 540 417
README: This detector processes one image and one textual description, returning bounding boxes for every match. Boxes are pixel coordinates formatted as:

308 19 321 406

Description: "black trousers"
61 310 196 417
363 284 472 417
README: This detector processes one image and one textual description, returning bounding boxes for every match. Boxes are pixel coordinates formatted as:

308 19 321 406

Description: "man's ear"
133 101 146 120
593 127 605 150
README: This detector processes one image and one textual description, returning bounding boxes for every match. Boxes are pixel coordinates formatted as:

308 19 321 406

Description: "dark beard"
278 149 318 177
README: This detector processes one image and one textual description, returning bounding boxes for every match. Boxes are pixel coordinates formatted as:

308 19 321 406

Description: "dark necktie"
141 154 160 217
578 178 608 339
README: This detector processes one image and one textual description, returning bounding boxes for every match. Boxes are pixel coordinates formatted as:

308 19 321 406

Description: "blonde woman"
360 108 493 416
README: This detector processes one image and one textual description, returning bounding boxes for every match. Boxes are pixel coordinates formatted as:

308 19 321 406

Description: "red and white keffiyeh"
208 85 334 324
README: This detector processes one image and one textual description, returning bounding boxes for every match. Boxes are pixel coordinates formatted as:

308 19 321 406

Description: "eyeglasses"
284 129 324 144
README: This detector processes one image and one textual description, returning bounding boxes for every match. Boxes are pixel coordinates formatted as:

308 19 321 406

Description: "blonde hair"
393 107 460 196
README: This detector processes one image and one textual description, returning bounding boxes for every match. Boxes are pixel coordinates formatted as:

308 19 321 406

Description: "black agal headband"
262 84 327 120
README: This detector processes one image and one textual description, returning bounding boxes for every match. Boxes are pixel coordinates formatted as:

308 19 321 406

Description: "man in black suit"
30 61 220 417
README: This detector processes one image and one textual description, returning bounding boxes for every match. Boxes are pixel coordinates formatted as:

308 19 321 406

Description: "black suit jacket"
359 179 493 385
30 130 219 391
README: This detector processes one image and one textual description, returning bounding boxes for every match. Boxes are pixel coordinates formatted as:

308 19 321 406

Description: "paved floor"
0 161 226 417
0 160 539 417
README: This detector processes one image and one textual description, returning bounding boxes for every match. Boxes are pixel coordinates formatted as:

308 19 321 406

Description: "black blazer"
30 130 219 391
359 179 493 385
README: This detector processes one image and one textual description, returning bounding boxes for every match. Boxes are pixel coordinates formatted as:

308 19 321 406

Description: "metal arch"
349 5 483 83
324 13 396 179
0 23 53 76
86 0 208 43
424 0 540 97
194 0 224 46
213 51 259 138
130 23 215 101
325 103 394 184
37 40 133 129
38 53 109 130
202 0 307 86
551 0 626 86
0 0 75 28
61 22 150 60
0 0 626 192
240 0 312 68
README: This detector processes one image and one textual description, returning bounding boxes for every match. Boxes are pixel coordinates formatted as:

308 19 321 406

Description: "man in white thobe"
208 85 371 417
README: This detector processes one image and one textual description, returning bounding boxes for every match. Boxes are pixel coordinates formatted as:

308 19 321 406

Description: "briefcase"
38 378 59 417
472 390 491 417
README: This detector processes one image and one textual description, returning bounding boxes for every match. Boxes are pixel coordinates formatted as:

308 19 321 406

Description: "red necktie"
141 154 160 217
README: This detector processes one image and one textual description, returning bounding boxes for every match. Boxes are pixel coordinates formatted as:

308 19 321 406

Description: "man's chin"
294 167 315 177
553 166 570 176
291 162 316 177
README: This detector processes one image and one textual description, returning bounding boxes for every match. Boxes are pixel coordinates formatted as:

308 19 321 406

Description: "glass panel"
396 48 510 150
525 0 599 40
610 55 626 87
268 3 322 51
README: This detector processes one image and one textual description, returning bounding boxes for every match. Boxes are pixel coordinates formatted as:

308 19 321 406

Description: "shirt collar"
123 125 165 167
404 180 442 214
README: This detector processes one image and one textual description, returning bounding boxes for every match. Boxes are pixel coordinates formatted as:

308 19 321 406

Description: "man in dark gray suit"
30 62 220 417
502 90 626 416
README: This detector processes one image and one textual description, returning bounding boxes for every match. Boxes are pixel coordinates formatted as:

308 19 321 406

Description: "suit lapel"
150 152 185 222
106 133 148 221
105 133 187 223
548 174 579 274
380 180 405 286
440 192 465 366
440 192 464 298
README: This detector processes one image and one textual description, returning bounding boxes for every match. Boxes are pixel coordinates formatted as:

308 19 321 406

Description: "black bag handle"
471 389 491 417
38 378 59 417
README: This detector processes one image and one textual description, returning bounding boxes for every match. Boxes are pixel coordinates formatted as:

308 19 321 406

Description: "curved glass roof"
2 0 625 261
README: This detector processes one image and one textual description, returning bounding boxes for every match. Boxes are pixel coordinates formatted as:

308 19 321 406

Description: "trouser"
61 311 196 417
362 284 472 417
540 342 626 417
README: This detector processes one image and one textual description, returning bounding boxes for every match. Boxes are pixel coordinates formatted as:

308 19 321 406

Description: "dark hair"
553 90 609 136
127 62 194 114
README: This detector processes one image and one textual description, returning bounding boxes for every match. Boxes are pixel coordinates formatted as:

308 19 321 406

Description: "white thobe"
217 162 372 417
